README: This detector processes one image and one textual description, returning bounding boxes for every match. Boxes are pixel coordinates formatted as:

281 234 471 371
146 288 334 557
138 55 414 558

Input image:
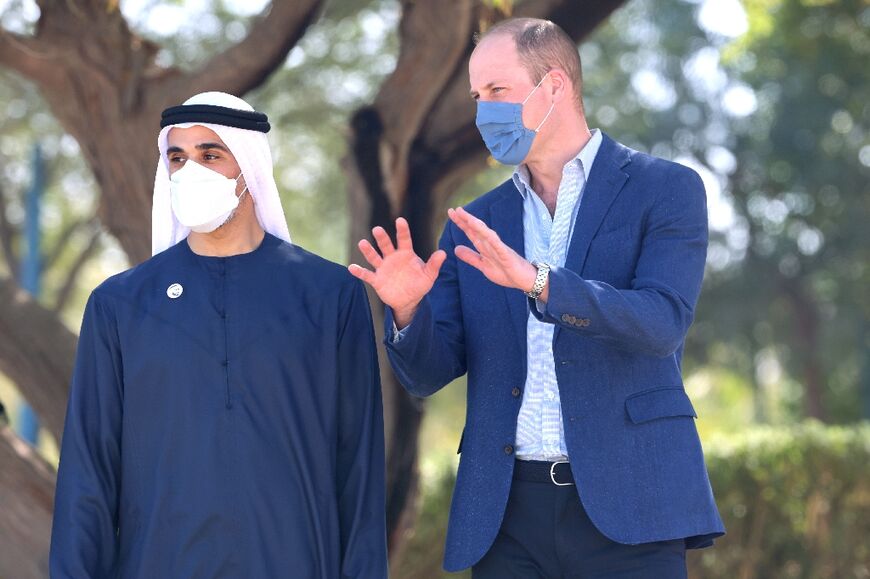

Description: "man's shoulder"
612 138 703 185
270 240 357 288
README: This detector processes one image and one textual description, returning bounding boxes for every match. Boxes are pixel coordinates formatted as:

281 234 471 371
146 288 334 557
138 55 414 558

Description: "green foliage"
397 423 870 579
692 422 870 578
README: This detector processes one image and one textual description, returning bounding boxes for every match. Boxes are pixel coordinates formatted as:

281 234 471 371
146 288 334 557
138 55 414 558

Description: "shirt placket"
542 164 581 457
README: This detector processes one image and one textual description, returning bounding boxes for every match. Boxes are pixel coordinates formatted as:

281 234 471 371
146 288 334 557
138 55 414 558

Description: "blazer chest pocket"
625 387 697 424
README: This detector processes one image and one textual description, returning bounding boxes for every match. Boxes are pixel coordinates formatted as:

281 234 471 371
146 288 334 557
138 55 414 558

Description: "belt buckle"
549 460 574 486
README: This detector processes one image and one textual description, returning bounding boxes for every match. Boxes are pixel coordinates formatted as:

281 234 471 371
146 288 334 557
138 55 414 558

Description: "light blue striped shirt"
514 129 602 461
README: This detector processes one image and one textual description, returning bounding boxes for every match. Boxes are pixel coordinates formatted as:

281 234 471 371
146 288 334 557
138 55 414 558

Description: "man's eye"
203 153 219 161
492 87 504 93
170 156 185 164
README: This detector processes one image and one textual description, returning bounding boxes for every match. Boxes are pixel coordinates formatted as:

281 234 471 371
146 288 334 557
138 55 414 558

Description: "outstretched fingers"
425 249 447 279
372 226 396 257
454 245 486 271
348 263 376 285
449 207 502 254
357 239 383 268
395 217 414 252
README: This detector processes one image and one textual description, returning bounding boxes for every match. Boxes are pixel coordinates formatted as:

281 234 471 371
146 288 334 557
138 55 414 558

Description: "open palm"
349 218 446 317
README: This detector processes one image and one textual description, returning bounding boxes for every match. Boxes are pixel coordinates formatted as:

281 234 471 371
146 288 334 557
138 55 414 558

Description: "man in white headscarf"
50 92 387 579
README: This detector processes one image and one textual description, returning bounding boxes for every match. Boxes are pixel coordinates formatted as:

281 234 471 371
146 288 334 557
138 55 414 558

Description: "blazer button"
511 387 521 398
561 313 571 323
504 444 514 455
581 318 591 327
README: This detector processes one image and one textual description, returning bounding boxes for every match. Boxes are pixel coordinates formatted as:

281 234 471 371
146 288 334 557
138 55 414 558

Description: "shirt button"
547 391 556 401
511 387 521 398
504 444 514 455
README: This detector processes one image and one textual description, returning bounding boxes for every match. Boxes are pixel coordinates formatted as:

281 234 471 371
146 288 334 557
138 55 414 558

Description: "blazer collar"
563 132 631 273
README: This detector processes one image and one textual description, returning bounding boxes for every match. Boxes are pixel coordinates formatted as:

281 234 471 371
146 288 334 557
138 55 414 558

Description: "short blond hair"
477 18 583 110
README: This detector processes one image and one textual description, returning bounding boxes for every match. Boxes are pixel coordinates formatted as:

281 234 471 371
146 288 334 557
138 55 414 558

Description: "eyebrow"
166 142 230 154
469 81 503 97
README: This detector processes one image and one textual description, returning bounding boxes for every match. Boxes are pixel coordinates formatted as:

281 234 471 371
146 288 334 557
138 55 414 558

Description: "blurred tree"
0 0 625 575
717 0 870 422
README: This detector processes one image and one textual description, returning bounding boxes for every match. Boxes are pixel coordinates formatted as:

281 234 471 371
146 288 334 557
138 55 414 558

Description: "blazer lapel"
564 133 632 274
490 187 528 357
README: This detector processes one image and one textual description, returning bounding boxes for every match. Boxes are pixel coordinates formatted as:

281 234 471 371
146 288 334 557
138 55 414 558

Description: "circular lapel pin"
166 283 184 299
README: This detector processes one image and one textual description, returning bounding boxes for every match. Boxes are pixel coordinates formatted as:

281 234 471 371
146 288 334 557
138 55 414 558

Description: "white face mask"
169 160 248 233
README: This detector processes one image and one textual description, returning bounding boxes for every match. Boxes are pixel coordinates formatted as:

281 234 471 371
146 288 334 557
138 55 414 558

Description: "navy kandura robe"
50 233 387 578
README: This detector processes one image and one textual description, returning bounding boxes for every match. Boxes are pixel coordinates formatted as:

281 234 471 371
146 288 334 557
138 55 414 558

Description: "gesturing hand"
349 217 446 327
448 207 540 296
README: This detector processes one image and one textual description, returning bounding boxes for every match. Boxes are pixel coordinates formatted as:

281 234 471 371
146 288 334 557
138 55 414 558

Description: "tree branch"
52 226 101 314
0 28 58 84
42 217 94 272
0 277 77 442
175 0 325 102
0 180 20 280
373 0 474 208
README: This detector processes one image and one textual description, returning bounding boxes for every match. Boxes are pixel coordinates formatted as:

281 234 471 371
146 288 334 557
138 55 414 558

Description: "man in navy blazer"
351 17 724 578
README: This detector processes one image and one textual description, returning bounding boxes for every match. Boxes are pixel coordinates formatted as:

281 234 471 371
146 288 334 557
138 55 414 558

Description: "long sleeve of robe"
50 233 387 579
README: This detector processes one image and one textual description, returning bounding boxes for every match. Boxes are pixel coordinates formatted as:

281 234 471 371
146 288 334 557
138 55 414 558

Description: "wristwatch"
524 262 551 299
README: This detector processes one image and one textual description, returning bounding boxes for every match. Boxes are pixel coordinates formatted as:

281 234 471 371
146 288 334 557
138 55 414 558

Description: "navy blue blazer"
385 134 725 572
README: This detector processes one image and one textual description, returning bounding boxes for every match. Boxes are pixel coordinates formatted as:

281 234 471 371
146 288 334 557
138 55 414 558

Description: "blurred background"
0 0 867 577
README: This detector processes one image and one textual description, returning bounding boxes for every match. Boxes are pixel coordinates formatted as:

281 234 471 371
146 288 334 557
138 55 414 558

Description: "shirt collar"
512 128 603 198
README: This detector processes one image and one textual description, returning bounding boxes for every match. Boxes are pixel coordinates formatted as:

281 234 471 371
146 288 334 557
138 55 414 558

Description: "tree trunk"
781 277 827 421
0 426 56 579
0 278 77 443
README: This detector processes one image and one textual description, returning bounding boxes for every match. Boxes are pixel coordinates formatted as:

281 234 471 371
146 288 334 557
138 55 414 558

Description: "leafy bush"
691 421 870 579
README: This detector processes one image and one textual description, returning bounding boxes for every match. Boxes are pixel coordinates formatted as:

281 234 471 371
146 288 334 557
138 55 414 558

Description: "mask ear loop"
522 74 556 133
534 102 555 133
522 73 549 104
235 172 249 201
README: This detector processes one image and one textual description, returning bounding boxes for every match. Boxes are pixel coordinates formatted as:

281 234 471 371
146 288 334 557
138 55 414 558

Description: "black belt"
514 460 575 486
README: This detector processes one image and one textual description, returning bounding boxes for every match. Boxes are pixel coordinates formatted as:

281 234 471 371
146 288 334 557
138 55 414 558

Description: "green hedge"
393 422 870 579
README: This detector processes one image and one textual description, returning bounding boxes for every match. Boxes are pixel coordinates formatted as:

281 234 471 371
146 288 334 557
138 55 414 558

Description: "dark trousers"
472 461 687 579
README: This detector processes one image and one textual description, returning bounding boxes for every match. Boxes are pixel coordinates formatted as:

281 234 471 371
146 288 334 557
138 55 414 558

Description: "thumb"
425 249 447 278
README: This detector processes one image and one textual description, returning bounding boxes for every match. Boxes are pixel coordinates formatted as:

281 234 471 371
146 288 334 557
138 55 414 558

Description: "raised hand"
448 207 541 297
349 217 446 327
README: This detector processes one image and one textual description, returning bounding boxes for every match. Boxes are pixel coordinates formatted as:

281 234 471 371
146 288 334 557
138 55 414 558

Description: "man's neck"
525 114 592 214
187 209 265 257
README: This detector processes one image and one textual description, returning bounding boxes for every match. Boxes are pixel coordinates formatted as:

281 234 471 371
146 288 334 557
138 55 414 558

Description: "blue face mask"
475 74 555 165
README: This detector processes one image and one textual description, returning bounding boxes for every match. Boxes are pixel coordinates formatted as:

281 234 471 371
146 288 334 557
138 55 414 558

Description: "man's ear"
548 68 570 104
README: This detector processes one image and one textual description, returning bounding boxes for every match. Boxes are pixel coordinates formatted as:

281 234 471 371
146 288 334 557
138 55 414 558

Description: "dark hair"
477 18 583 111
